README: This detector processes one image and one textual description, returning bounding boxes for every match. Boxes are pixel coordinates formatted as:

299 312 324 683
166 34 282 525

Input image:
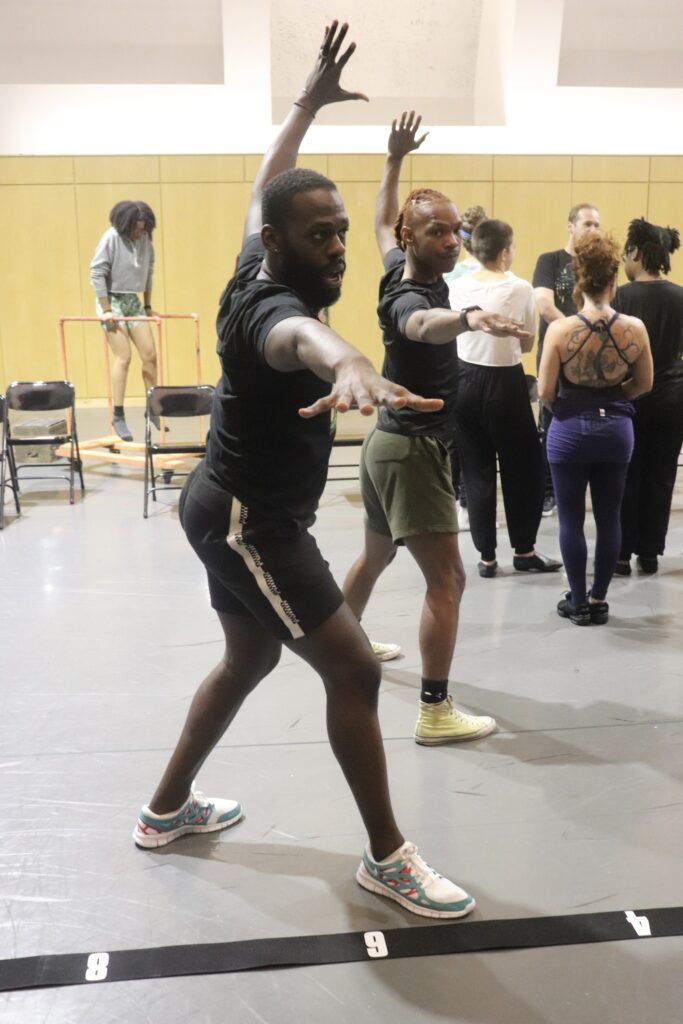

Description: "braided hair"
625 217 681 276
394 188 450 250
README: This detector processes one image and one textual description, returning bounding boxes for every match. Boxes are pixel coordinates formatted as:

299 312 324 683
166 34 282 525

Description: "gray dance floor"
2 410 682 1023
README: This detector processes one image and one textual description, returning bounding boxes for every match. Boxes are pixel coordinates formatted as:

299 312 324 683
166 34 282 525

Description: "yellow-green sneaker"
414 696 496 745
371 640 401 662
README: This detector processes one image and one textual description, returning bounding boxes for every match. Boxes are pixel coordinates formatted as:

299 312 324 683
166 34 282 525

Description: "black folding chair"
144 384 214 518
0 393 20 529
0 381 84 529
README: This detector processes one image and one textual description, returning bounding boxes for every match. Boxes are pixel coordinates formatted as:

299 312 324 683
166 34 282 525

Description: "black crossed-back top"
555 312 635 414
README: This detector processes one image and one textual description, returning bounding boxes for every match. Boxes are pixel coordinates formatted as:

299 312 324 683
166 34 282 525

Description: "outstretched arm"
264 316 443 418
404 307 533 346
374 111 428 258
242 21 367 241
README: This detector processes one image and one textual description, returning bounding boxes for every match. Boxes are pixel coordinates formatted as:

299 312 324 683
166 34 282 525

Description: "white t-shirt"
449 272 536 366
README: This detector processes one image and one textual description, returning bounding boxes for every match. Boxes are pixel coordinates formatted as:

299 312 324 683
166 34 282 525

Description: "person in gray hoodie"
90 200 160 441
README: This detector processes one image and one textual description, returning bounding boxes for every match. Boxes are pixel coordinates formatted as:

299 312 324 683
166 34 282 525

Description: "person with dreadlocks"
538 233 652 625
613 218 683 575
343 111 531 745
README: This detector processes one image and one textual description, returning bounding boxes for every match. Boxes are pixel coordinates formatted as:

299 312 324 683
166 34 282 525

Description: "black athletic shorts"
178 462 344 641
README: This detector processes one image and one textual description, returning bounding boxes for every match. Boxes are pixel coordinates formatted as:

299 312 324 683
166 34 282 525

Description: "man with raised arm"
343 112 531 746
132 25 477 920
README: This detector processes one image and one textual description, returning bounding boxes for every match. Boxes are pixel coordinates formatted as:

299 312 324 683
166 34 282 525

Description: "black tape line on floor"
0 906 680 993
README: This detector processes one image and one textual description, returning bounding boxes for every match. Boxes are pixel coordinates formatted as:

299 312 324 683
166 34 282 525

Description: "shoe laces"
399 844 442 887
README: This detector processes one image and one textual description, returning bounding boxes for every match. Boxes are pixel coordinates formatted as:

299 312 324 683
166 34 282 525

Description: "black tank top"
555 313 634 416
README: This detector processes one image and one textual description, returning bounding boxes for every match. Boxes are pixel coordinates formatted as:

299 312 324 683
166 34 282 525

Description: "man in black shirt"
344 112 531 746
613 217 683 574
132 24 477 920
533 203 601 512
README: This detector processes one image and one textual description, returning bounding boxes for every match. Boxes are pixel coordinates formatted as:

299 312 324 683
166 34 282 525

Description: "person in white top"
449 219 562 577
443 204 487 530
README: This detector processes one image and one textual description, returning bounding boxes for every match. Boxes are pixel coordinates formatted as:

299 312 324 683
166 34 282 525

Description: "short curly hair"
572 232 621 306
625 216 680 276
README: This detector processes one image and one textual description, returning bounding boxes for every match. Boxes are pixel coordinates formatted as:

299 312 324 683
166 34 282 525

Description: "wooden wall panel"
494 156 571 182
0 157 74 185
326 180 384 370
74 156 160 184
412 155 492 181
160 155 244 183
569 182 649 263
572 156 649 183
492 182 572 284
3 153 683 398
0 185 84 389
647 184 683 287
159 182 251 386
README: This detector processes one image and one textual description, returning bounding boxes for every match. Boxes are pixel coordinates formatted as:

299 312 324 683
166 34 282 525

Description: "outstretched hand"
302 21 369 111
388 110 429 160
299 358 443 418
469 310 533 342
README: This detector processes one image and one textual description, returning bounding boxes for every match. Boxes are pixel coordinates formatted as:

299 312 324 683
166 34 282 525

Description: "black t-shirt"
205 234 332 523
613 279 683 394
376 247 457 439
532 249 576 348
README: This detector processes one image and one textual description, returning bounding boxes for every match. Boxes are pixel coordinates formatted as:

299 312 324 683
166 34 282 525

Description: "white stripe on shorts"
226 497 304 639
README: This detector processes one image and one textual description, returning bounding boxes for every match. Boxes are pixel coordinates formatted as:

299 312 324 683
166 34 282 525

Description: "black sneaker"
588 597 609 624
557 593 591 626
637 556 658 574
513 552 562 573
478 560 498 578
112 416 133 442
613 560 632 576
542 494 556 517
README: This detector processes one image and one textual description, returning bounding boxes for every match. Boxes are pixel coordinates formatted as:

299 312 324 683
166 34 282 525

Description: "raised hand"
299 357 443 418
469 310 533 342
301 21 369 111
388 111 429 160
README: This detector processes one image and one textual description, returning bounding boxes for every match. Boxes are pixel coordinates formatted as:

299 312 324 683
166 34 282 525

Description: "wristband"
293 100 316 118
144 305 153 311
459 305 482 331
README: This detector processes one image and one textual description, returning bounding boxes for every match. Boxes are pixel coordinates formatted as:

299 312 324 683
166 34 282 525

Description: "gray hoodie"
90 227 155 298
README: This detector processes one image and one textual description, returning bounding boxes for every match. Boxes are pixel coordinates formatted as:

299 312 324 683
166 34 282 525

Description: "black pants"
453 362 544 560
620 384 683 559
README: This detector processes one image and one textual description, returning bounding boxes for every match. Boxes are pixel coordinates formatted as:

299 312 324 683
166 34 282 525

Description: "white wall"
0 0 682 155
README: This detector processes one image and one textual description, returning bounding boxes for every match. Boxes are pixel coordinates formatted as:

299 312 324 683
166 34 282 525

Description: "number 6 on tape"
364 931 389 959
85 952 110 981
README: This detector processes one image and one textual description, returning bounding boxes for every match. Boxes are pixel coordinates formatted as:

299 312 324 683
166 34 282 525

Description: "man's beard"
279 248 343 312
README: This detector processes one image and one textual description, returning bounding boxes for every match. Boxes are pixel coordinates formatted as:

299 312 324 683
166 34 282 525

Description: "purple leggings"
548 411 633 604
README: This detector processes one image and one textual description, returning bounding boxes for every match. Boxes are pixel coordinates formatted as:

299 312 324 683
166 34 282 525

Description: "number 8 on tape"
85 952 110 981
364 931 389 958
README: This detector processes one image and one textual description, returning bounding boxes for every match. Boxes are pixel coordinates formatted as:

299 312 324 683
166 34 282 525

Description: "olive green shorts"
360 428 458 543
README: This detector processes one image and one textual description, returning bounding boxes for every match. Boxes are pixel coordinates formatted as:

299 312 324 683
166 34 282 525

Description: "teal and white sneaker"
356 841 475 919
133 788 243 848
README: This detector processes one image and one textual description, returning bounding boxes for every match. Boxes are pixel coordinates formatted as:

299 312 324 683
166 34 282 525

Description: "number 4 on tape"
625 911 651 937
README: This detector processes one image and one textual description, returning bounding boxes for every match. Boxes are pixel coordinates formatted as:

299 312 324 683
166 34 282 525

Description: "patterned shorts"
96 292 146 331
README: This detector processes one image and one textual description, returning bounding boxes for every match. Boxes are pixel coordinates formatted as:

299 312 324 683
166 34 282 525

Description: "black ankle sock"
421 678 448 704
113 405 125 419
